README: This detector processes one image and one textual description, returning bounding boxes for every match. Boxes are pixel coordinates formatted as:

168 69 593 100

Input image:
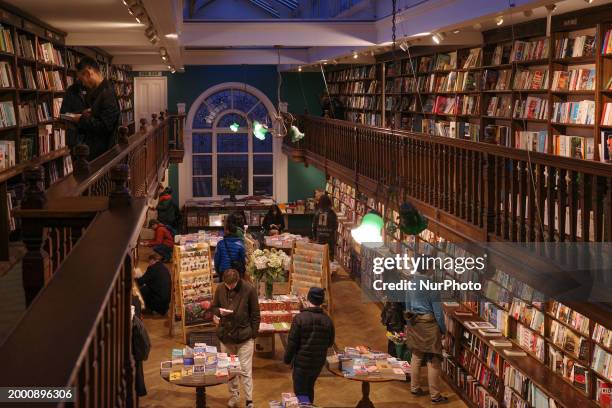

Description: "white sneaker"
228 397 239 408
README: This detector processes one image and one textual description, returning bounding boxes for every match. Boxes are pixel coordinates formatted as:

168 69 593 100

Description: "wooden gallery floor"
138 255 467 408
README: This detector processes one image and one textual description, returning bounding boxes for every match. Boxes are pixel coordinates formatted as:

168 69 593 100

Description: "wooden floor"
138 260 468 408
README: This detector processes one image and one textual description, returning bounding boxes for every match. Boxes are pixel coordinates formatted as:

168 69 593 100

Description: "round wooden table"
161 371 237 408
326 365 397 408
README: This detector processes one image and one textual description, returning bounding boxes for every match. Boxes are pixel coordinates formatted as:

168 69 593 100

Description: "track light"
432 33 443 44
122 0 139 6
170 67 176 74
452 29 460 34
584 0 594 3
160 48 168 56
496 15 504 26
546 3 557 12
399 42 409 52
353 51 358 59
298 66 302 72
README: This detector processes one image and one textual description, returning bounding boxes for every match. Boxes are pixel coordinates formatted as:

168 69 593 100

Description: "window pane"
253 133 272 152
217 133 248 153
193 177 212 197
234 90 259 113
193 133 212 153
253 154 273 175
253 176 273 196
192 103 212 129
193 155 212 175
248 102 270 124
217 155 248 195
218 113 247 128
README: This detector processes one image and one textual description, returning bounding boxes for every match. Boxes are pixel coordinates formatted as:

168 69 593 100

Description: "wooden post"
109 164 132 209
139 118 147 134
73 144 90 178
151 113 158 126
21 166 50 306
118 126 129 147
159 111 165 122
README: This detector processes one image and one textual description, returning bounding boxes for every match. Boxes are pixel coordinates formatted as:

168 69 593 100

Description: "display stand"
289 241 333 315
172 241 215 343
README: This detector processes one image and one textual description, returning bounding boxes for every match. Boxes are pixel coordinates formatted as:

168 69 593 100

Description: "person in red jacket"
145 219 174 262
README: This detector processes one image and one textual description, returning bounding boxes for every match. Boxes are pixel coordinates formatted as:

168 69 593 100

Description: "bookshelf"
110 64 135 134
0 3 134 261
324 5 612 163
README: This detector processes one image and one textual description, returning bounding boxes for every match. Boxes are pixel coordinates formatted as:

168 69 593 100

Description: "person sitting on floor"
145 219 174 262
136 254 171 315
284 287 335 405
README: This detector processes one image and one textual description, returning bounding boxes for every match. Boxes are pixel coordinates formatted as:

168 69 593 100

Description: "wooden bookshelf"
0 2 135 262
323 4 612 163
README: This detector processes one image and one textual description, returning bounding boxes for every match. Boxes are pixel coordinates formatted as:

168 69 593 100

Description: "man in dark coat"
69 56 120 160
59 81 88 150
212 269 260 408
156 187 181 230
284 287 335 404
136 254 171 315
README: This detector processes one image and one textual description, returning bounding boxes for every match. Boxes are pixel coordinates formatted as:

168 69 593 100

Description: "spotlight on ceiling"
452 29 460 34
399 42 409 52
165 33 179 39
496 15 504 26
298 66 302 72
584 0 594 3
122 0 139 6
432 33 443 44
353 51 358 59
170 67 176 74
546 3 557 12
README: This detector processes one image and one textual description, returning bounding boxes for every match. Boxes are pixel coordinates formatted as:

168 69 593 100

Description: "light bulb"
496 16 504 26
432 33 441 44
229 123 240 132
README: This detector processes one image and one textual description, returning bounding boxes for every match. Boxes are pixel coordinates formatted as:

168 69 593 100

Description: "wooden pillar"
109 164 132 209
21 166 50 306
118 126 129 147
151 113 158 126
139 118 147 134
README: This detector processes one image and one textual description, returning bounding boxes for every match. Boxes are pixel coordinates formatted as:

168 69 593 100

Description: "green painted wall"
165 67 326 204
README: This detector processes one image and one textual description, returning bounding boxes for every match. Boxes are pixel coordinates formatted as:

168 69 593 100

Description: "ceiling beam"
143 0 184 68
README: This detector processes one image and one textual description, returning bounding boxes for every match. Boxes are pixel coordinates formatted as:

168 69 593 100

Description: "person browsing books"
60 80 88 150
214 213 246 281
211 269 260 408
144 219 174 262
284 287 335 405
404 264 448 404
312 194 338 261
67 56 120 160
135 254 171 315
262 205 285 235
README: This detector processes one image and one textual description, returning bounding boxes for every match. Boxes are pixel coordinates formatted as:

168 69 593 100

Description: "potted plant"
247 248 290 298
220 175 242 201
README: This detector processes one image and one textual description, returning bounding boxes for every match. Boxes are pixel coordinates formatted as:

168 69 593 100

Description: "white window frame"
180 82 288 206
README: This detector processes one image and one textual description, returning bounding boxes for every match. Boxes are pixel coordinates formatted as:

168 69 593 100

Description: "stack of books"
161 344 242 382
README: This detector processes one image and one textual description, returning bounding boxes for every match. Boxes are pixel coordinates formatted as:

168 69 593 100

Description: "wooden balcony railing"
283 115 612 244
0 113 184 407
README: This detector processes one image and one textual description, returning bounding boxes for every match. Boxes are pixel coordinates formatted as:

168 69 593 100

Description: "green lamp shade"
351 211 384 245
229 122 240 132
253 120 268 140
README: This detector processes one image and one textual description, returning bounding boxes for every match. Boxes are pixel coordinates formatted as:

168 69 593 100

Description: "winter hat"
307 287 325 306
399 202 428 235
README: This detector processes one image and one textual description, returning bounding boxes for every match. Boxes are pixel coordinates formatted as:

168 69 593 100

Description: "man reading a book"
68 56 120 160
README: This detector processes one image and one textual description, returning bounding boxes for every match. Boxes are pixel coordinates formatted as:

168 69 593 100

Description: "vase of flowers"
386 331 411 361
220 175 242 201
247 248 291 299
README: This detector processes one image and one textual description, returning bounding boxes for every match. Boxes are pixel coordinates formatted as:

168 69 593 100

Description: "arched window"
181 83 287 204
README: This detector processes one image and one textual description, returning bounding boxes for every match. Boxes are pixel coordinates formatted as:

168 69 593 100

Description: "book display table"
161 372 236 408
326 365 395 408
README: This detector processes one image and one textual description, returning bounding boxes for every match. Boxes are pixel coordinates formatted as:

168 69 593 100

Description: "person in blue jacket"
214 212 246 282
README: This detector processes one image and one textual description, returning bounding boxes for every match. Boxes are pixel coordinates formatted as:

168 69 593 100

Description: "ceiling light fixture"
353 51 358 59
399 42 409 52
165 33 179 39
546 3 557 12
229 122 240 132
253 121 268 140
170 67 176 74
122 0 139 6
298 66 302 71
473 22 482 30
432 33 443 44
496 15 504 26
453 29 460 34
584 0 594 3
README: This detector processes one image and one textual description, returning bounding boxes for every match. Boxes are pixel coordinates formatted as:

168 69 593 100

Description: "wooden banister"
284 115 612 243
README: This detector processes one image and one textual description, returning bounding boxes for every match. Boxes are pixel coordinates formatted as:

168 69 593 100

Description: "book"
504 350 527 357
491 339 512 347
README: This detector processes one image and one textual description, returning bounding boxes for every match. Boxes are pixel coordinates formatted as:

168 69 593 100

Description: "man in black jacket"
60 81 88 150
70 56 120 160
212 269 260 408
284 287 335 404
136 254 171 315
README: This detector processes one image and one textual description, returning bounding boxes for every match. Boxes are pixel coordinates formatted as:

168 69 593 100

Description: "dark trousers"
139 285 169 315
152 244 172 261
292 366 321 404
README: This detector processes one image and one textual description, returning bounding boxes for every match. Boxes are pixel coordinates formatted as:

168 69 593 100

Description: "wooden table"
326 365 398 408
161 372 236 408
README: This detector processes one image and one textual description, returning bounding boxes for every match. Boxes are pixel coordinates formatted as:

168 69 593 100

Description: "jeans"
292 366 321 404
152 244 172 261
220 339 254 401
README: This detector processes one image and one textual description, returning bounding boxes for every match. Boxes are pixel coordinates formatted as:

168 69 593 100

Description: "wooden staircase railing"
0 113 178 407
283 114 612 244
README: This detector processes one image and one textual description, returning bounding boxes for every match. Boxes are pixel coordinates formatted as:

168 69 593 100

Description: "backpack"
223 239 246 277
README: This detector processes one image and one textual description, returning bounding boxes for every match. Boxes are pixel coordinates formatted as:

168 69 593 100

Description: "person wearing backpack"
214 213 246 282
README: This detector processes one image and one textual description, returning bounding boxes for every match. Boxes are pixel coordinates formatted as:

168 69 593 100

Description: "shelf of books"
110 64 135 134
323 5 612 163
